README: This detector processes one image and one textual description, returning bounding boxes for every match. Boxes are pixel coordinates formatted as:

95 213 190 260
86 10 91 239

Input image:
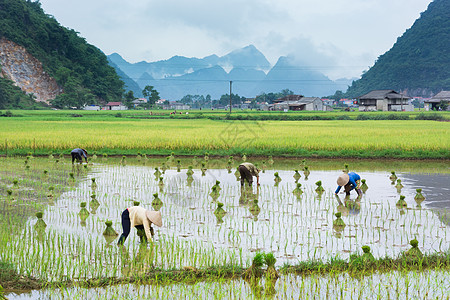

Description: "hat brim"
146 210 162 227
337 174 350 186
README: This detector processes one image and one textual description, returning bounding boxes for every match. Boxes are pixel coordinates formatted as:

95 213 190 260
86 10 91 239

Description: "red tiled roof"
106 102 123 106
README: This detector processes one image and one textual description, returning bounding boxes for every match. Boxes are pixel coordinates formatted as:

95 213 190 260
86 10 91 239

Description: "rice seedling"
360 179 368 193
303 166 310 178
293 169 301 182
343 164 349 173
186 166 194 176
402 239 423 262
332 212 346 230
249 200 261 220
103 220 118 237
396 195 407 208
243 253 264 283
154 167 161 179
209 186 220 201
273 172 281 185
389 171 397 181
34 212 47 229
395 179 404 192
201 162 207 176
152 193 163 211
414 188 425 205
315 181 324 194
214 202 226 218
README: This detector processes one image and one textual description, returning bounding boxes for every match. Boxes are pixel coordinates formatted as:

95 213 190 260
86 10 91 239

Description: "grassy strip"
281 250 450 276
3 250 450 290
0 261 42 290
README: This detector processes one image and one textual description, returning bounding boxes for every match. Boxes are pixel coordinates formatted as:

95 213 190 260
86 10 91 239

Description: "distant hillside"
252 56 340 97
109 46 349 99
0 0 124 108
346 0 450 97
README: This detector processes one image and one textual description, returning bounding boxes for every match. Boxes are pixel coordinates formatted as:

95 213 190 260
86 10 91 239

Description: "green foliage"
346 0 450 96
142 85 160 107
0 0 124 108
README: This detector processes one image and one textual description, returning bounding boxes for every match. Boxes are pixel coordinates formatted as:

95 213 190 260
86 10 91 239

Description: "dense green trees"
346 0 450 97
0 0 124 108
142 85 160 108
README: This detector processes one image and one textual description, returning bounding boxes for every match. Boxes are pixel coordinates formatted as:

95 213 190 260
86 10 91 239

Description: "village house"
358 90 412 111
132 98 147 107
424 91 450 111
271 95 325 111
163 101 191 110
105 102 127 110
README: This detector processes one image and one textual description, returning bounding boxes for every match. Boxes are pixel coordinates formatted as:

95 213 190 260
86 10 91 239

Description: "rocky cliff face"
0 38 61 103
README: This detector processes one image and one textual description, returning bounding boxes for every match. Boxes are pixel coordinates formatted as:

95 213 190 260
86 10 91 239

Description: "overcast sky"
38 0 432 80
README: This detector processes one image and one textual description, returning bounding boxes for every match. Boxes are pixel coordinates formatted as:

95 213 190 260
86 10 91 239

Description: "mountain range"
108 45 353 100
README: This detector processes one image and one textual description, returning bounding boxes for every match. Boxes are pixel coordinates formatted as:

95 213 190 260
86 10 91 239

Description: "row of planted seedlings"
13 265 450 300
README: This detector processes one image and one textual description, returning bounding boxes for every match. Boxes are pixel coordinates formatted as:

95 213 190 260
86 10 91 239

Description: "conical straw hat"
146 210 162 227
337 173 350 186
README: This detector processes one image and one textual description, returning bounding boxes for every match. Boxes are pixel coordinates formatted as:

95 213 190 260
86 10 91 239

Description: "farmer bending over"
71 148 88 164
238 162 260 187
117 206 162 245
335 172 362 197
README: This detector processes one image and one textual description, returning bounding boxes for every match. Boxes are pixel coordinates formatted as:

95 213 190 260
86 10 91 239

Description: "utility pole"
229 81 232 114
401 93 404 111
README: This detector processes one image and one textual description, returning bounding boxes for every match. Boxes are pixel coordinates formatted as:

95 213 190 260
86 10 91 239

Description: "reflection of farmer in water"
335 195 361 216
335 172 362 197
238 162 260 187
117 206 162 245
71 148 88 164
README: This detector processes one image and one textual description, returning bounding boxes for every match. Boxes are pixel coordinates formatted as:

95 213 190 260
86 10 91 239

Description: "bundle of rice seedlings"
243 252 265 281
103 220 118 236
396 195 407 208
333 212 346 229
389 171 397 181
315 181 324 194
414 188 425 204
293 170 301 181
264 253 278 279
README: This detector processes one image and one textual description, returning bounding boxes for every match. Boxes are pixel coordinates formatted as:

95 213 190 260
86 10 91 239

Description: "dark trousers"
239 165 253 186
118 209 131 244
71 152 82 164
118 209 152 245
344 183 362 196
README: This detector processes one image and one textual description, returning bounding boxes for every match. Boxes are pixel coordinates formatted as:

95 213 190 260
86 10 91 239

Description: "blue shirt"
71 148 87 158
335 172 360 194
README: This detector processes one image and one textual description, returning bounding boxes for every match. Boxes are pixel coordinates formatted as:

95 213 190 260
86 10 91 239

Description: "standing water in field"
2 157 450 299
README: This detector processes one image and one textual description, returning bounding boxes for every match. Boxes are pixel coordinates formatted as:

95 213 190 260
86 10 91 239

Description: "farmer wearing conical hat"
117 206 162 245
238 162 260 187
71 148 88 164
335 172 362 197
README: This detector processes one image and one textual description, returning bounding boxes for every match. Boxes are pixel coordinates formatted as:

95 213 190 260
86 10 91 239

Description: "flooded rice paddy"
2 156 449 299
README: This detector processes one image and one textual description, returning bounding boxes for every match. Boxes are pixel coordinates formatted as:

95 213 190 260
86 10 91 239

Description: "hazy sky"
38 0 432 80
